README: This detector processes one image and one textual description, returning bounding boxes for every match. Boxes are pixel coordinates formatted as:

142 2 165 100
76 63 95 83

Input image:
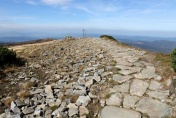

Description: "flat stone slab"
113 74 133 83
149 80 162 90
115 59 133 66
99 106 141 118
106 93 122 106
115 65 131 70
113 82 130 93
146 90 169 100
136 97 171 118
134 66 157 79
123 94 140 109
118 70 136 76
130 79 149 96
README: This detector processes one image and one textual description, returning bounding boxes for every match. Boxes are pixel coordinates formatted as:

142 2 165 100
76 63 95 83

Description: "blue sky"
0 0 176 37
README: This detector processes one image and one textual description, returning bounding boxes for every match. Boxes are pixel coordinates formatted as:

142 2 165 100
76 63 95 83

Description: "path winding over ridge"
93 38 175 118
0 38 175 118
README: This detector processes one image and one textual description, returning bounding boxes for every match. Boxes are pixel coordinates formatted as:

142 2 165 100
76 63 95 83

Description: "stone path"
93 38 175 118
0 38 175 118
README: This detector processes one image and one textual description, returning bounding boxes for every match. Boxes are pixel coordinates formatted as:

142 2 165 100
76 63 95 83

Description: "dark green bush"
171 48 176 71
100 35 116 41
0 45 17 67
0 45 25 68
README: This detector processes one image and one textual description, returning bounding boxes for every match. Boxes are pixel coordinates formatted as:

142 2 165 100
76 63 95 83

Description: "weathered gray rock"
34 109 42 116
67 103 78 117
78 77 86 86
30 89 44 94
130 79 149 96
93 75 101 82
134 66 157 79
149 80 162 90
45 85 54 98
76 96 91 106
11 101 21 114
99 106 141 118
165 79 172 87
85 79 94 87
15 99 26 107
113 82 130 93
118 70 136 76
106 93 122 106
74 89 87 95
146 90 169 100
22 107 35 114
65 89 74 95
113 74 133 83
154 75 162 81
136 97 172 117
123 94 140 109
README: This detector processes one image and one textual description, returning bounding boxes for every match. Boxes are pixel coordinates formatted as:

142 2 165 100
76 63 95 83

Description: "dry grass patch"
17 90 31 100
19 82 34 90
1 97 15 107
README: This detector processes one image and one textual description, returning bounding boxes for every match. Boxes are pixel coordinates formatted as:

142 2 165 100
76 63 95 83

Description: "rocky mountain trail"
0 38 176 118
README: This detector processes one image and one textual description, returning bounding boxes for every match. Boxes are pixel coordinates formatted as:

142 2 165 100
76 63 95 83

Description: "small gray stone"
165 79 172 87
67 103 78 117
15 99 26 107
106 93 122 106
78 77 86 86
22 107 35 114
76 96 91 106
11 101 21 114
85 79 94 87
74 89 87 95
65 89 74 95
93 75 101 82
45 85 54 98
154 75 162 81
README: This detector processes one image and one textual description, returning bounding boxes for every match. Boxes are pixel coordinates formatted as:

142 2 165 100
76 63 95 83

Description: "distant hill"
118 39 176 54
0 36 39 43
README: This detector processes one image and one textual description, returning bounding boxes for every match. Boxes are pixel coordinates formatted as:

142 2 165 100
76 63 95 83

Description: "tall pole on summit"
83 29 85 38
85 30 86 38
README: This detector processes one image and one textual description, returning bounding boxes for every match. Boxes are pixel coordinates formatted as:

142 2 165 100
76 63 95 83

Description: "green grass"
50 105 58 111
154 53 171 66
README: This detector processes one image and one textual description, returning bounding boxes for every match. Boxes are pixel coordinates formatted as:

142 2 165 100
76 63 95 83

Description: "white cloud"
26 0 37 5
76 6 93 14
41 0 72 5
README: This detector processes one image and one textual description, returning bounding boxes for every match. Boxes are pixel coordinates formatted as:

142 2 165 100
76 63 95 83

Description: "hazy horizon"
1 0 176 37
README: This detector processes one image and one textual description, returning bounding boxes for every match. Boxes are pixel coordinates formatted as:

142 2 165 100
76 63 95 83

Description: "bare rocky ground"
0 38 176 118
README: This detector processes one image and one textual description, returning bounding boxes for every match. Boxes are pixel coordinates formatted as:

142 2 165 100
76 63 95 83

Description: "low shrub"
171 48 176 71
100 35 116 41
0 45 25 68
